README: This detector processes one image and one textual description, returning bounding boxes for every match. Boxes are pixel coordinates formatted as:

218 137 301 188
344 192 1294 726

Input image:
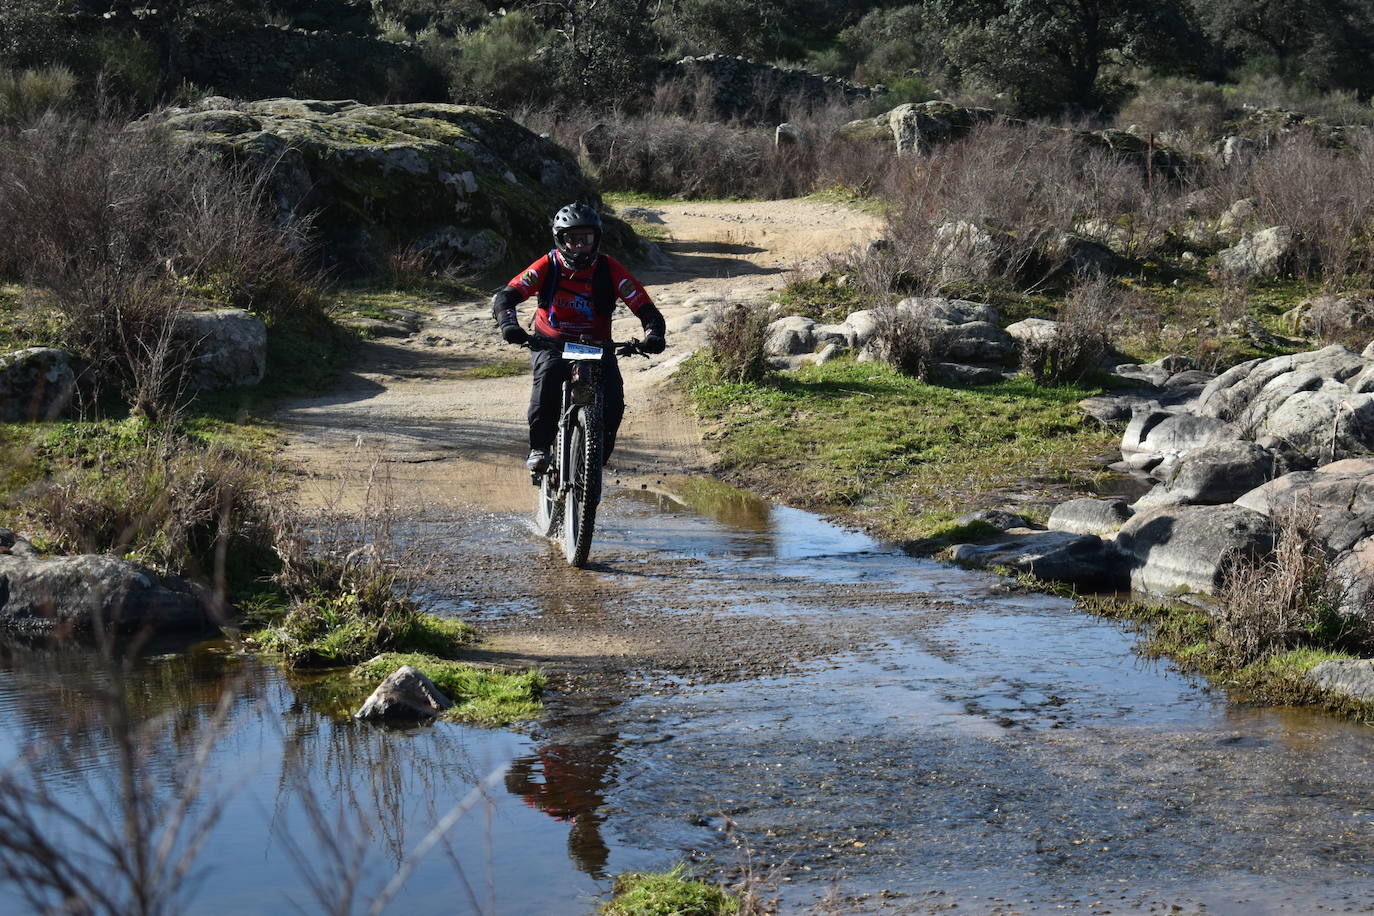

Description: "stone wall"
659 54 882 124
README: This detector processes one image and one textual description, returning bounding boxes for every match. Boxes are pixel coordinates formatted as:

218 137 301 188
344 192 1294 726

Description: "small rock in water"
356 665 452 723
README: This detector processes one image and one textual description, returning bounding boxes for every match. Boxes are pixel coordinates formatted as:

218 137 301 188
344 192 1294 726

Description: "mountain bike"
530 336 647 567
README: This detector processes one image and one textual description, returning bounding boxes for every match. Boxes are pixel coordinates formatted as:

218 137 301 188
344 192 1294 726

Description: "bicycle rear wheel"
561 408 602 567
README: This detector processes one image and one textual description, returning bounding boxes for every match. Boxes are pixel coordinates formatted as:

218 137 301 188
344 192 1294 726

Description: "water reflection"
506 734 621 877
0 637 605 914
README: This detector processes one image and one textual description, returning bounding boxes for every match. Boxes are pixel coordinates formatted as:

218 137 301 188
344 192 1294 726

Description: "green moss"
253 607 474 670
601 865 740 916
454 359 529 379
352 653 544 725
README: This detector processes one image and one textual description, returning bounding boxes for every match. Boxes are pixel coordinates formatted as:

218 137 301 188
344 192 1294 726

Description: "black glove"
502 323 530 345
641 333 666 354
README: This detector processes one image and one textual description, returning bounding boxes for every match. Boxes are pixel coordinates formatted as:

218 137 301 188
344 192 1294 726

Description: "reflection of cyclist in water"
505 735 619 876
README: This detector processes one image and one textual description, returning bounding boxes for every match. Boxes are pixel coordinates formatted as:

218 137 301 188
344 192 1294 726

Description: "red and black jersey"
505 250 656 341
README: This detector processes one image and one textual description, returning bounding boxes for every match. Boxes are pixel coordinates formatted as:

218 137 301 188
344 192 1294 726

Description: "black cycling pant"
528 345 625 459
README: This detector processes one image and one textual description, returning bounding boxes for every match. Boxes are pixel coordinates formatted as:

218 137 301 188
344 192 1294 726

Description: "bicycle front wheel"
561 407 602 567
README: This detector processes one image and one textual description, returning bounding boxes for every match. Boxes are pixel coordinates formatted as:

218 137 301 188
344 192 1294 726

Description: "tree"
1192 0 1374 93
927 0 1204 115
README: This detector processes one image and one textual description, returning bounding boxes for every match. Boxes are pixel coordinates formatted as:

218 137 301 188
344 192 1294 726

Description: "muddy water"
4 490 1374 914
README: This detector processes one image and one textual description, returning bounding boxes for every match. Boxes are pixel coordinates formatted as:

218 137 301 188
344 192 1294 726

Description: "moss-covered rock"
157 98 620 277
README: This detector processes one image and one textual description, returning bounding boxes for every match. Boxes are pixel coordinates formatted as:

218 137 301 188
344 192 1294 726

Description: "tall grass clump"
0 65 79 126
703 301 772 384
1215 503 1374 666
0 109 321 419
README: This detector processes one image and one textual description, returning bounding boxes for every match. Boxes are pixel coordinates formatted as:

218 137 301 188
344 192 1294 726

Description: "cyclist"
491 203 667 473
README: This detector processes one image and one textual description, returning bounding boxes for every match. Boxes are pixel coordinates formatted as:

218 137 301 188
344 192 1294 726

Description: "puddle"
6 481 1374 914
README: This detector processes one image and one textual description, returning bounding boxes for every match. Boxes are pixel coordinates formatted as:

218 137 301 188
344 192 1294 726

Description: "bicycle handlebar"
520 335 649 358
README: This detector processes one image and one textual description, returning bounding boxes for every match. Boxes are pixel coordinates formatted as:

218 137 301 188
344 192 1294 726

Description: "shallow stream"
3 488 1374 914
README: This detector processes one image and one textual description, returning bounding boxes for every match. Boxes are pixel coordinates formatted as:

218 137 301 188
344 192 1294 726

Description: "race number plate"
562 342 603 361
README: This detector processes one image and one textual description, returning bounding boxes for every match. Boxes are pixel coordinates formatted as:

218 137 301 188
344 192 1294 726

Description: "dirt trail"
274 199 882 513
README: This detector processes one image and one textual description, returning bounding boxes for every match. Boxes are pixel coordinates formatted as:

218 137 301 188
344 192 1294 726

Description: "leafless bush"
869 305 949 381
1021 275 1119 385
1237 133 1374 288
873 123 1108 295
1215 502 1374 665
0 110 319 417
705 301 772 384
1114 78 1229 151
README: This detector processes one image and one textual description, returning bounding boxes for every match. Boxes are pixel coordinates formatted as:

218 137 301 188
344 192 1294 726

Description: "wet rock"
1048 498 1133 536
355 664 452 722
1306 659 1374 703
0 554 210 632
948 530 1123 589
1114 504 1276 600
172 308 267 391
0 347 77 422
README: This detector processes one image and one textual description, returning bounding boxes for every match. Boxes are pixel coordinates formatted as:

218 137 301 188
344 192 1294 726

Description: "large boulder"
1119 410 1232 473
1236 458 1374 553
355 664 452 722
0 347 77 422
173 308 268 391
1196 345 1370 421
0 554 209 632
765 316 817 356
1136 441 1283 507
160 99 610 274
891 298 1015 363
1113 504 1276 600
1215 226 1301 282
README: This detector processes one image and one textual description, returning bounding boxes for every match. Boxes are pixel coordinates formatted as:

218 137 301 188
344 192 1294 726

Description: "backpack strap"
536 249 560 312
592 255 614 316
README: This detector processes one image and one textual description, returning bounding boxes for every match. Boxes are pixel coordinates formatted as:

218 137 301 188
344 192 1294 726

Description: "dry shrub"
705 301 772 384
29 430 276 582
1021 274 1119 385
1114 78 1229 151
1215 503 1374 665
0 110 318 417
872 122 1154 296
869 305 949 381
1239 133 1374 288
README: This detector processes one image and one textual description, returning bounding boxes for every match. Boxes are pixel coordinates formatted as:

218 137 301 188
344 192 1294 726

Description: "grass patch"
252 603 473 670
774 271 873 323
453 358 529 380
682 354 1116 540
352 653 544 725
601 864 740 916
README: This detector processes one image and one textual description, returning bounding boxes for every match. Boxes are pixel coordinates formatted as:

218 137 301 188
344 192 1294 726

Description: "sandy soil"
274 198 882 514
